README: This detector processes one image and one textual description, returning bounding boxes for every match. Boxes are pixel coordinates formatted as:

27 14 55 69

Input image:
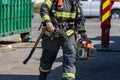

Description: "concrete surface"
0 13 120 80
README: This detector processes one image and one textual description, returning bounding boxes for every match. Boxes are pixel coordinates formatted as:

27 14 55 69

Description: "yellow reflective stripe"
77 8 80 12
44 0 52 8
44 30 59 37
44 30 50 36
78 26 85 31
45 29 74 37
42 14 50 21
66 29 74 36
102 10 110 23
62 72 75 79
102 0 110 10
39 66 51 72
54 11 76 18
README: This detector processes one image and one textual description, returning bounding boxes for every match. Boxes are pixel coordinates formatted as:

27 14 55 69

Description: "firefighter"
39 0 88 80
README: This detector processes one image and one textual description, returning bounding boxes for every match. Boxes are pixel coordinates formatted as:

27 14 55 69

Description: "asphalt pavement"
0 13 120 80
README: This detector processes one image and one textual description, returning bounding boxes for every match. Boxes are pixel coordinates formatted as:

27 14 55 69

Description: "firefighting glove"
80 32 88 41
55 28 69 41
46 22 69 41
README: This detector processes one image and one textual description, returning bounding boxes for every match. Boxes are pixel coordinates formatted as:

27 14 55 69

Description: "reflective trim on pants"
62 72 75 79
39 66 51 73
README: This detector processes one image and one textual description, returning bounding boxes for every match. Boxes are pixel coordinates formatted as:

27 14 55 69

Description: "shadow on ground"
89 36 120 50
0 74 38 80
47 35 120 80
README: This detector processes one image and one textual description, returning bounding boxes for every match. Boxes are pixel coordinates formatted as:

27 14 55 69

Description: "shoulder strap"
76 0 80 9
51 0 57 13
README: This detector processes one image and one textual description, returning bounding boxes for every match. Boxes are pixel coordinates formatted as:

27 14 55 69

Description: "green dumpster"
0 0 32 42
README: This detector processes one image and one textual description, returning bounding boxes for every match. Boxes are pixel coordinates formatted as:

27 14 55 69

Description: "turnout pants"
39 35 76 80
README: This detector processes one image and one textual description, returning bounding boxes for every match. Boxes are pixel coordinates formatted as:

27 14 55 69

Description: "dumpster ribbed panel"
0 0 32 37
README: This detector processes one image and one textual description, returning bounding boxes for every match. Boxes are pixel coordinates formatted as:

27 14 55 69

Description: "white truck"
80 0 120 19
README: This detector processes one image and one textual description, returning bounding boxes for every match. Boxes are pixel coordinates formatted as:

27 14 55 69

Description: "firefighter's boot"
39 72 48 80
